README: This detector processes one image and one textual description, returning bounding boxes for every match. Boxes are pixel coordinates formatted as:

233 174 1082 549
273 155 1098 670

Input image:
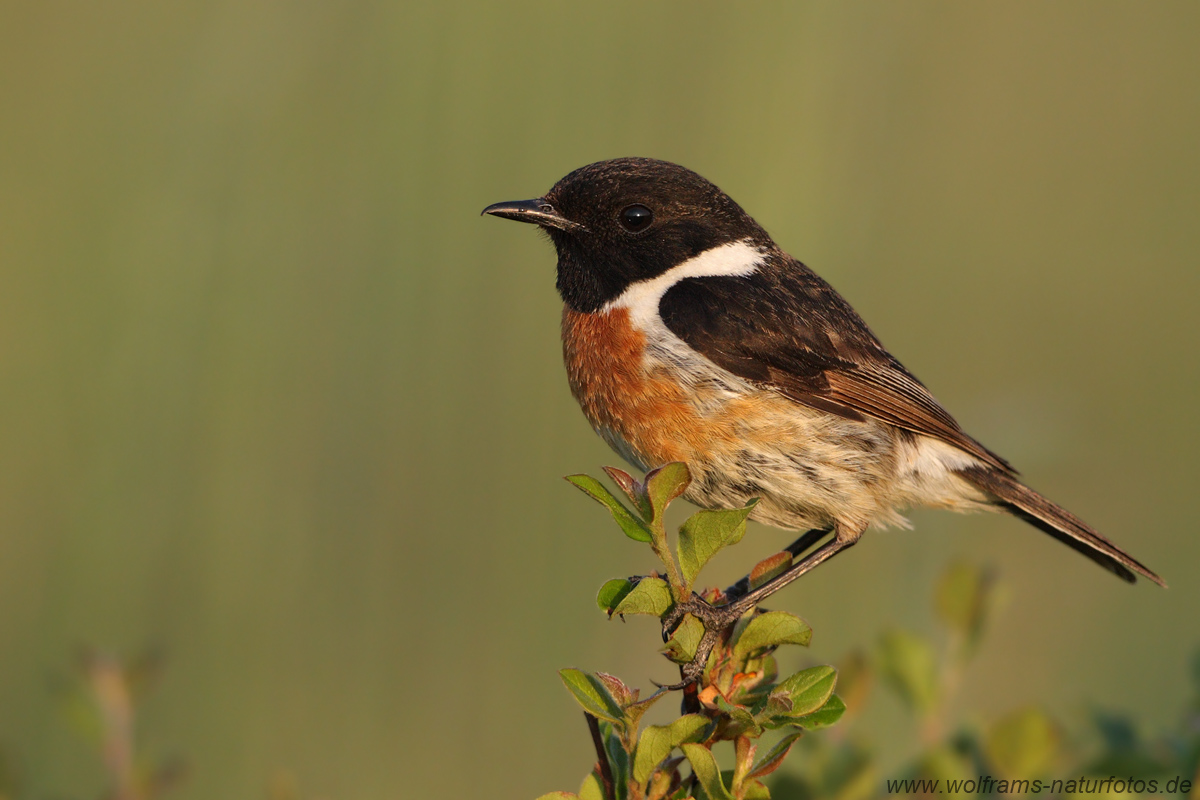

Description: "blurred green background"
1 2 1197 797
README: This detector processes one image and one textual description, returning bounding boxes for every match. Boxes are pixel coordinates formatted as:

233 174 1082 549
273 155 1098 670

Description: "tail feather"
958 466 1166 588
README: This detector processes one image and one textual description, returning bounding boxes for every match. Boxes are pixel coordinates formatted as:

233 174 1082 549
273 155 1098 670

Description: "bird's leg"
722 528 859 612
660 528 830 646
723 527 832 604
661 525 861 689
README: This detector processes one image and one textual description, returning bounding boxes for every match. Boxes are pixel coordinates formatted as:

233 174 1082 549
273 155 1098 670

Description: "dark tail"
958 466 1166 588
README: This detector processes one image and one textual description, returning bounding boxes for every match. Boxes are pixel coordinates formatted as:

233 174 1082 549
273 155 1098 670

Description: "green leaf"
776 665 837 717
579 772 605 800
733 611 813 662
535 793 578 800
565 474 654 543
792 694 846 730
678 500 757 586
758 653 779 687
716 697 762 738
594 672 635 708
604 466 653 520
740 779 771 800
667 785 693 800
603 719 631 786
623 689 668 734
752 690 793 726
612 577 672 617
648 756 686 800
597 579 635 614
747 731 804 780
877 630 938 714
916 744 974 784
986 707 1059 779
633 714 710 784
644 462 691 521
749 551 792 590
935 562 998 653
681 744 735 800
833 649 871 716
558 669 624 725
662 614 705 664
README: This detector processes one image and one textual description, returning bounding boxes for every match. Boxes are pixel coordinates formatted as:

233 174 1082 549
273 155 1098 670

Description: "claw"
658 529 856 693
660 594 746 690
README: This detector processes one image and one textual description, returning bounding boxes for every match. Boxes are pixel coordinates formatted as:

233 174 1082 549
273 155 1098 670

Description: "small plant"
537 463 845 800
771 563 1200 799
49 648 186 800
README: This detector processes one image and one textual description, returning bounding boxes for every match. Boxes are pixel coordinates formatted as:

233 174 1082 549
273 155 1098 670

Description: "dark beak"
481 198 586 233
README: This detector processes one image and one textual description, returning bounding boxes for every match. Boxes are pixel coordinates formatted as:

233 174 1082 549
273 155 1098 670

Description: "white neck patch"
603 238 765 331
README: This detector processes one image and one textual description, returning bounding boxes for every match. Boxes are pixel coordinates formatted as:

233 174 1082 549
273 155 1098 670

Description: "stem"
680 680 701 714
648 517 687 599
924 630 965 746
585 712 616 800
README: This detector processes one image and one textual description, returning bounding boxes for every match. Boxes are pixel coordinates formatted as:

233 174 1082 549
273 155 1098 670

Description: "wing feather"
658 257 1014 473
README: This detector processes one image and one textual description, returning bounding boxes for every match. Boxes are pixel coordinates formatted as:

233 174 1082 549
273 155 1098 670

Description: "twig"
584 712 615 800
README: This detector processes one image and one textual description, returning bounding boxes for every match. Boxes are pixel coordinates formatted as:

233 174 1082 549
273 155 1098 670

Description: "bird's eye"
619 204 653 233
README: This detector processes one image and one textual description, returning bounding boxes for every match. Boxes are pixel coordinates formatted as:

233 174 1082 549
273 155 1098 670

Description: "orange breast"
562 306 707 466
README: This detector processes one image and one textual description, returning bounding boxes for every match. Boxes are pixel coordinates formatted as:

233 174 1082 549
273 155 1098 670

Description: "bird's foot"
657 530 857 692
658 592 750 690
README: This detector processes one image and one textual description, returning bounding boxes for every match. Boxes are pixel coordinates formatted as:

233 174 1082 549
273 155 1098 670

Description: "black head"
483 158 773 312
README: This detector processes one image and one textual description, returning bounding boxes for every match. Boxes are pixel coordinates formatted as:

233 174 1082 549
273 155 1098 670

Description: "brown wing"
657 256 1015 473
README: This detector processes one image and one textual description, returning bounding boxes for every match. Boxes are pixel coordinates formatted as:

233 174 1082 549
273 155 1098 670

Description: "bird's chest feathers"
561 305 747 468
560 303 901 530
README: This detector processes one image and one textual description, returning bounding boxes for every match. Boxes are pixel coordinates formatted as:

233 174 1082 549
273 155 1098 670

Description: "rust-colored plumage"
562 306 694 466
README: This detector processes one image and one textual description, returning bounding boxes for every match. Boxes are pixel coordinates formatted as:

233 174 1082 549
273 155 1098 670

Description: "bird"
482 158 1164 628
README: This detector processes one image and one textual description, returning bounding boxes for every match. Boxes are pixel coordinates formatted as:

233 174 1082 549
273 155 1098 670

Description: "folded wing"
657 256 1013 473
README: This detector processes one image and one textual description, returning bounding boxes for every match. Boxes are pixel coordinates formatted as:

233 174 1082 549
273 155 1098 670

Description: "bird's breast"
561 306 715 469
560 304 790 467
560 304 918 531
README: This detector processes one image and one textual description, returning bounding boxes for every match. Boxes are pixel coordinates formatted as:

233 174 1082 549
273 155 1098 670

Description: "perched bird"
482 158 1164 613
